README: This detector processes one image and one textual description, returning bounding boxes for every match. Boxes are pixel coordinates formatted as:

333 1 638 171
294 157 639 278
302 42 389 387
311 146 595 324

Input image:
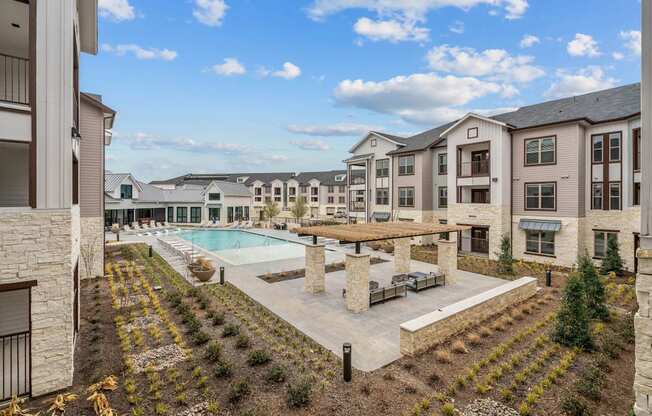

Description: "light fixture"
11 23 20 28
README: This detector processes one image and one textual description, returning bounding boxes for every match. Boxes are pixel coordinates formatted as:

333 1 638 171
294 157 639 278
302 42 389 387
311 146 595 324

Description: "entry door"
209 208 221 223
471 150 489 175
0 289 31 400
471 227 489 253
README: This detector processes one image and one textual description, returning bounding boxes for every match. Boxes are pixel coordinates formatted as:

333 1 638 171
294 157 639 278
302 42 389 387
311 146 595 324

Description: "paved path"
116 229 507 371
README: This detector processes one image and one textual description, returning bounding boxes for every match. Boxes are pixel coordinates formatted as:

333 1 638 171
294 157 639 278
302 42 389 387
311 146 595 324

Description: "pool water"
177 230 287 252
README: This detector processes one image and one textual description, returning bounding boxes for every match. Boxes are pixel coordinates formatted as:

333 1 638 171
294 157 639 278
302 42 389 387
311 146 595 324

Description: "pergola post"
436 239 458 284
393 237 411 274
346 252 370 313
304 243 326 294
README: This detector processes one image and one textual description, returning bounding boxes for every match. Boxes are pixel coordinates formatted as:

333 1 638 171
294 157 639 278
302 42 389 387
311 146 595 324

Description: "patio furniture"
369 282 407 306
369 280 379 290
391 274 408 285
406 271 445 292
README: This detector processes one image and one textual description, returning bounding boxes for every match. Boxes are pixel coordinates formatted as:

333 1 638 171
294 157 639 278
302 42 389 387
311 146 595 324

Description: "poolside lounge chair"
132 222 141 230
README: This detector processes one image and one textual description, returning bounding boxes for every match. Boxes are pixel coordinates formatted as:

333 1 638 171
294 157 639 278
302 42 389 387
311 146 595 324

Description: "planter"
193 268 216 282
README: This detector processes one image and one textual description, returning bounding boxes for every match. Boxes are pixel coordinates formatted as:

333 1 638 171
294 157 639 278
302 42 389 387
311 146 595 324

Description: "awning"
372 212 391 222
519 219 562 232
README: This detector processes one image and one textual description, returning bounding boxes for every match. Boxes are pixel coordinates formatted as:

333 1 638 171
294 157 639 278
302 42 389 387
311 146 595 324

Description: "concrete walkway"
116 229 507 371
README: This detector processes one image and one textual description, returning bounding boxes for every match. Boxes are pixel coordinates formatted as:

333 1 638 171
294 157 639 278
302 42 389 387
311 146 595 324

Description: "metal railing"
349 202 365 212
458 237 489 254
1 54 30 106
458 159 489 177
1 331 30 401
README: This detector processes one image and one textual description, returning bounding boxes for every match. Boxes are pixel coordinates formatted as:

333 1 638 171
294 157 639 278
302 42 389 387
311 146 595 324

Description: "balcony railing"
1 331 31 401
459 237 489 254
349 201 365 212
457 160 489 177
350 176 366 185
0 53 30 106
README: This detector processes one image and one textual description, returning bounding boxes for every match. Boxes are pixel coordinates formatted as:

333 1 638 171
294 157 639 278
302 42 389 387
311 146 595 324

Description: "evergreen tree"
577 253 609 321
553 274 593 349
600 235 624 275
496 234 514 275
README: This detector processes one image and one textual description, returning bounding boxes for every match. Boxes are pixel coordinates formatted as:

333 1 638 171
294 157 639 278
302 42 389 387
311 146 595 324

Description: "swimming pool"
177 229 287 252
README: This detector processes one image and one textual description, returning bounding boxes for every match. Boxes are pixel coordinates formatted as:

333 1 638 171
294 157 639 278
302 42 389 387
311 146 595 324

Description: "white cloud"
620 30 642 56
426 45 544 83
101 44 178 61
98 0 135 21
519 34 540 48
567 33 600 57
334 72 508 125
307 0 528 21
193 0 228 27
545 66 617 98
612 52 625 61
354 17 429 42
115 132 248 154
272 62 302 80
268 155 289 162
449 20 465 34
287 123 382 137
290 139 330 151
209 58 246 76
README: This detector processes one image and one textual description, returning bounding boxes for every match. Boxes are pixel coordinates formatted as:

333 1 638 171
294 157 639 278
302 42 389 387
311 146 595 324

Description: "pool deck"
115 228 508 371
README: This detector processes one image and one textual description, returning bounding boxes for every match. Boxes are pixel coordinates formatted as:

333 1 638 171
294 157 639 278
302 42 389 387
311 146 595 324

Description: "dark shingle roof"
386 121 456 155
150 170 347 187
370 131 408 144
292 170 347 186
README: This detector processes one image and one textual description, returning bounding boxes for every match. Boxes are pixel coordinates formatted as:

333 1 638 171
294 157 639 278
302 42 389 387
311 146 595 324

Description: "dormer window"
237 177 247 183
467 127 478 139
335 174 345 182
120 184 133 199
208 192 221 201
370 138 377 147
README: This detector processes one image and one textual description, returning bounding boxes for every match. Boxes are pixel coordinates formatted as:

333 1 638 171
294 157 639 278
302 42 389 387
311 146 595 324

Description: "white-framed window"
398 187 415 207
370 138 377 147
376 159 389 178
609 182 621 210
525 136 556 165
591 183 603 210
438 153 447 175
327 196 334 203
525 183 556 210
526 231 555 256
376 188 389 205
467 127 478 139
398 155 415 176
438 187 448 208
594 231 618 258
327 186 334 193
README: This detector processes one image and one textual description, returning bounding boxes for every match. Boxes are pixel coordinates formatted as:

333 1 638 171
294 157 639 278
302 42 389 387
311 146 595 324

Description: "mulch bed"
258 257 388 283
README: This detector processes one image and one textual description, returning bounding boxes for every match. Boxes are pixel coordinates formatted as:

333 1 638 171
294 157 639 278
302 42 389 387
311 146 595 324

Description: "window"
338 186 346 193
594 231 618 258
289 187 296 196
376 159 389 178
300 186 308 193
274 187 281 196
167 207 174 223
592 136 603 163
635 182 641 206
176 207 188 223
438 187 448 208
592 183 603 210
525 136 556 165
370 138 377 147
634 128 641 172
254 187 262 196
526 231 555 256
328 186 334 193
398 155 415 176
338 196 345 204
467 127 478 139
525 183 555 210
264 185 272 193
609 133 621 162
208 193 221 201
190 207 202 223
398 187 414 207
327 196 334 203
120 184 133 199
376 188 389 205
438 153 447 175
609 183 621 210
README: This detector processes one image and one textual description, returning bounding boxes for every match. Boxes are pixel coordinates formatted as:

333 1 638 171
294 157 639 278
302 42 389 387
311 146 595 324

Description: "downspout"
509 130 514 258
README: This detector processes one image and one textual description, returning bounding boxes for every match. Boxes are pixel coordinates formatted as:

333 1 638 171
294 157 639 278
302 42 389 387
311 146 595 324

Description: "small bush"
479 327 492 337
435 350 451 363
248 349 271 366
228 379 250 403
206 341 222 362
467 333 481 346
236 334 251 349
193 331 210 345
575 366 604 400
167 292 182 307
287 379 312 408
214 361 232 378
553 274 593 349
441 403 455 416
185 317 202 335
222 324 240 337
212 311 225 326
267 365 287 383
452 340 468 354
600 335 621 359
561 394 590 416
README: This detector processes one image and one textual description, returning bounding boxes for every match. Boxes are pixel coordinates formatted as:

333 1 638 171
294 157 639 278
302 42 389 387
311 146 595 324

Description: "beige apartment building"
0 0 114 399
347 83 642 272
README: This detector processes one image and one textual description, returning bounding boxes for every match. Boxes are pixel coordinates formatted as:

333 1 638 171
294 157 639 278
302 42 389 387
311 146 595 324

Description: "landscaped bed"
20 243 636 416
258 257 388 283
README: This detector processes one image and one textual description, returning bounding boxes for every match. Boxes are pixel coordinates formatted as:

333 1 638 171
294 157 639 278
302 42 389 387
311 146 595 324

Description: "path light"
546 269 552 287
220 266 225 285
148 245 153 257
343 342 352 382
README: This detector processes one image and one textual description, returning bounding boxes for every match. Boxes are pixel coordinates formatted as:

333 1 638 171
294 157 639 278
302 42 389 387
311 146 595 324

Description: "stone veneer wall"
512 216 582 268
0 208 75 396
304 244 325 294
448 203 510 261
80 216 103 279
399 277 537 356
346 253 370 313
393 238 411 274
635 248 652 415
582 208 641 272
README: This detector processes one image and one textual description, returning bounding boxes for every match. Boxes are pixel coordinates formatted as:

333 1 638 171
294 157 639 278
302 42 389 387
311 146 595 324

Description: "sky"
86 0 642 183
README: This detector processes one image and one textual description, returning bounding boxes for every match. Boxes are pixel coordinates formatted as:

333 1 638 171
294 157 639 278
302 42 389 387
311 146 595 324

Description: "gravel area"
177 402 210 416
130 343 187 373
463 399 519 416
124 315 162 332
118 294 150 309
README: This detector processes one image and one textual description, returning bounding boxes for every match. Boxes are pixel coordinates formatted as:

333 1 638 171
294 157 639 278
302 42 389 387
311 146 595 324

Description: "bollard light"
148 245 153 257
546 269 552 287
343 342 352 382
220 266 225 285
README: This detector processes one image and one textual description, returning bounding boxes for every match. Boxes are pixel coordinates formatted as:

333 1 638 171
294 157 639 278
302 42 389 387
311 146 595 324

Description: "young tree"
600 235 624 275
263 200 280 227
496 234 514 276
577 253 609 321
291 197 309 223
553 274 593 349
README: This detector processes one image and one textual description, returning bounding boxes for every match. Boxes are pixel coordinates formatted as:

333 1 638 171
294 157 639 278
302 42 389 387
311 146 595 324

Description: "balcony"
456 187 490 204
457 160 489 178
0 53 29 106
349 201 365 212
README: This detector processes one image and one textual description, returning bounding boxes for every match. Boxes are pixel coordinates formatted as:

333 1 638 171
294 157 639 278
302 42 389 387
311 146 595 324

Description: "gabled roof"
291 170 348 186
438 113 512 138
105 173 142 193
349 131 406 153
386 121 456 155
81 92 116 129
205 181 252 197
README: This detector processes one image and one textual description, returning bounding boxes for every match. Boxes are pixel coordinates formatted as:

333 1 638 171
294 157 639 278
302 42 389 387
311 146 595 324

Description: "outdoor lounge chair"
132 222 141 230
123 224 131 232
369 282 407 306
405 271 445 292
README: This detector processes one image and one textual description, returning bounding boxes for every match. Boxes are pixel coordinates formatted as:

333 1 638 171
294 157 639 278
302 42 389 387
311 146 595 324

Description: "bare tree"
80 235 101 279
290 196 309 224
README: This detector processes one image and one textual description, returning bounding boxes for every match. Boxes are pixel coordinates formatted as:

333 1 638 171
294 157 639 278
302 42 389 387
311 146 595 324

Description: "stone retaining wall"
399 277 537 356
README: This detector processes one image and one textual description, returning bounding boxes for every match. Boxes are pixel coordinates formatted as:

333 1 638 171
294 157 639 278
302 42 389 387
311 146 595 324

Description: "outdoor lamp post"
343 342 352 382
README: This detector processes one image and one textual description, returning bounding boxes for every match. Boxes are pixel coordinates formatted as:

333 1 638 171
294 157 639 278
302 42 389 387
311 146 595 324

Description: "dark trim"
28 0 36 208
592 228 620 233
523 181 557 212
633 127 641 173
0 138 31 144
467 127 478 139
0 105 31 115
397 186 415 208
0 280 38 292
523 135 557 166
397 154 415 176
591 131 623 211
375 158 390 178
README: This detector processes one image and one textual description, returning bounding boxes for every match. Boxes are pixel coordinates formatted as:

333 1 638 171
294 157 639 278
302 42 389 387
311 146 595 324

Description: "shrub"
435 350 451 363
561 394 590 416
228 379 250 403
222 324 240 337
206 341 222 362
247 350 271 366
575 366 603 400
185 317 202 335
467 333 481 346
267 365 287 383
441 403 455 416
600 235 623 276
287 379 312 408
617 313 635 344
193 331 210 345
600 334 621 359
497 234 514 275
214 361 232 378
236 334 251 349
479 327 492 337
577 254 609 321
451 340 468 354
212 311 225 326
167 292 182 307
177 303 191 315
553 274 593 349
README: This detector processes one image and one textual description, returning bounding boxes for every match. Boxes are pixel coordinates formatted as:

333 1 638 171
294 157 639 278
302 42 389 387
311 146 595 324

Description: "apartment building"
348 83 642 272
0 0 110 399
150 170 348 221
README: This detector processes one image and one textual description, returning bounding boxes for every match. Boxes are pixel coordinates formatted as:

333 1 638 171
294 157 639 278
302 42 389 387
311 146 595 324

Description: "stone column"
635 248 652 415
346 252 370 313
304 244 326 294
394 237 411 274
436 239 458 284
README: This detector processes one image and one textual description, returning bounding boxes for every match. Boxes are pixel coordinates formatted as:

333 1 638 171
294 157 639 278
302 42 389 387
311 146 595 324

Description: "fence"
0 53 30 106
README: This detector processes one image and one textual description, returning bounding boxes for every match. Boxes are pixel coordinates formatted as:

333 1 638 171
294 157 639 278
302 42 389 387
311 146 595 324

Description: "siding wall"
79 99 104 217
